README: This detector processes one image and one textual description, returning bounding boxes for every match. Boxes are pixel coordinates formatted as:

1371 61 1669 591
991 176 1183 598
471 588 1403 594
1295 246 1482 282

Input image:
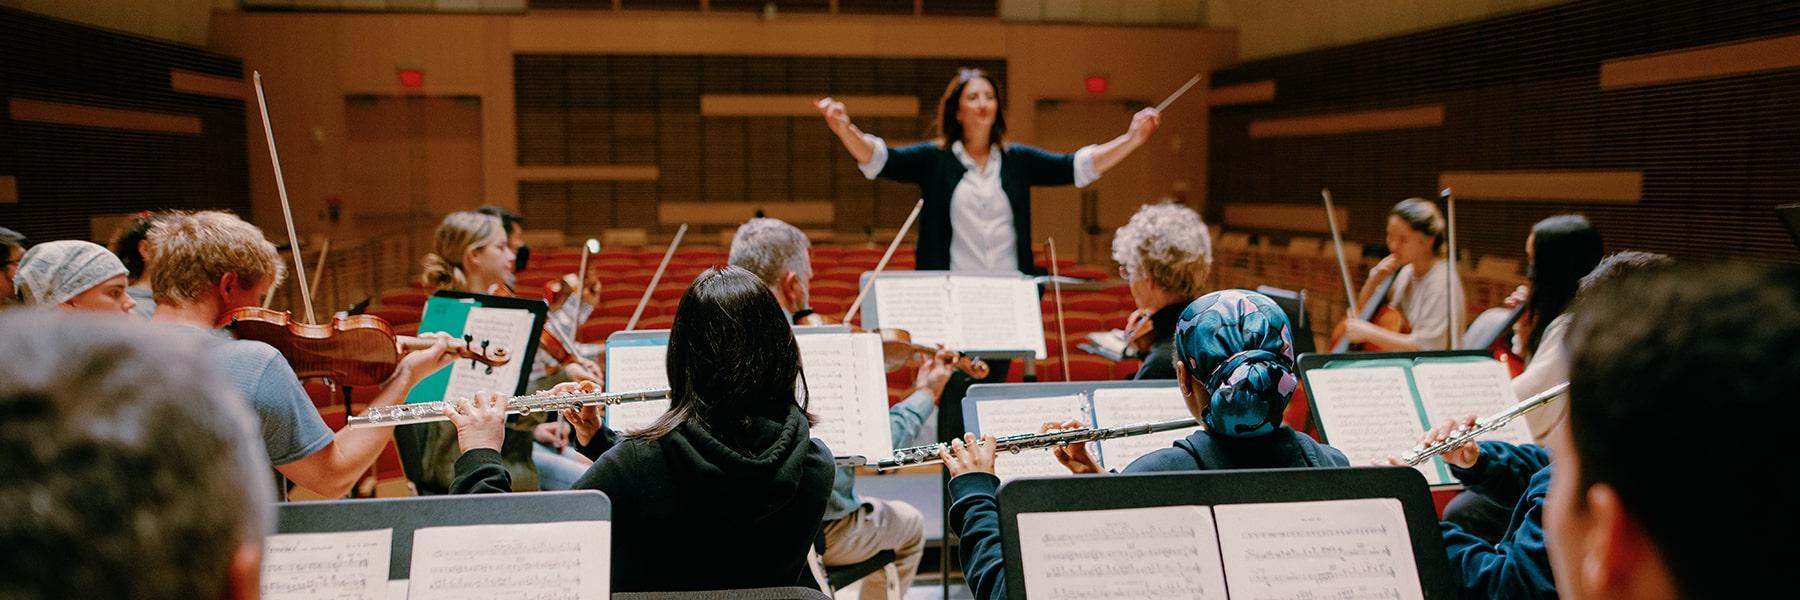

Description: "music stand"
275 490 610 580
997 468 1456 600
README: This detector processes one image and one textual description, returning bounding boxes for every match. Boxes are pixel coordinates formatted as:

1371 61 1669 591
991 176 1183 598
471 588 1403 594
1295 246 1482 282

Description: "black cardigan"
451 404 835 593
878 141 1081 273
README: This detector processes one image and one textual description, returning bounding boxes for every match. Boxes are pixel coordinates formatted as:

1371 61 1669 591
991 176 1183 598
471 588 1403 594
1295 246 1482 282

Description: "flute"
346 387 671 429
870 417 1200 470
1401 381 1568 466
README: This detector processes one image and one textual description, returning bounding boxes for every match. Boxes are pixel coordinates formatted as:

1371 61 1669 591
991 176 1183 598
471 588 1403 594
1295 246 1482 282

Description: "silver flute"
346 387 672 429
1401 381 1569 466
872 417 1200 470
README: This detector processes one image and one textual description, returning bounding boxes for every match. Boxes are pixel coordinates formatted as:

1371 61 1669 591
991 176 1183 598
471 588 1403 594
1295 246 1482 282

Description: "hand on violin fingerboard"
395 332 459 386
913 348 956 403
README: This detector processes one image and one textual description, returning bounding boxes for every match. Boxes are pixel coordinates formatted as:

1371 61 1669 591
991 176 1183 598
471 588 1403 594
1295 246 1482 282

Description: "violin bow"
627 224 686 331
1442 187 1461 348
252 72 317 325
1321 189 1360 317
842 199 924 325
569 238 599 329
1048 238 1071 382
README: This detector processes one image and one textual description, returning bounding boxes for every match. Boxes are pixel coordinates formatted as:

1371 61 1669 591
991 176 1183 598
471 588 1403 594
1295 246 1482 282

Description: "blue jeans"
532 442 590 491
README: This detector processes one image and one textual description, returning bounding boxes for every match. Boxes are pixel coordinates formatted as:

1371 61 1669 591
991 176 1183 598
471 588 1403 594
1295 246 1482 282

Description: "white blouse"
859 134 1100 273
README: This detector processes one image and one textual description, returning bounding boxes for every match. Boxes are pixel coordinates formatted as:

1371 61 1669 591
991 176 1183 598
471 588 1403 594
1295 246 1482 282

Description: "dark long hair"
1524 215 1603 357
630 266 813 450
936 68 1006 150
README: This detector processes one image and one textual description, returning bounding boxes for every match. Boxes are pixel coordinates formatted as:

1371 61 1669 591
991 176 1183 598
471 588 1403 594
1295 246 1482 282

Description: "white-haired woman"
1111 202 1213 380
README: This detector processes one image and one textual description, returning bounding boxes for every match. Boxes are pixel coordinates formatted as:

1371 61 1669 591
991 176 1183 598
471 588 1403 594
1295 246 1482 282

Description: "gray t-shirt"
165 324 333 466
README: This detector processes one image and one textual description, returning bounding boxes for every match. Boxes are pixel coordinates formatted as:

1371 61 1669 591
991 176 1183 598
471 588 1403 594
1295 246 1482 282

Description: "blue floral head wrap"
1173 289 1298 438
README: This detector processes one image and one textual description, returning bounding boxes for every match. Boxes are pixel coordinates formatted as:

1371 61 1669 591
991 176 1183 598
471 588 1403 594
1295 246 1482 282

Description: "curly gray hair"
1111 202 1213 298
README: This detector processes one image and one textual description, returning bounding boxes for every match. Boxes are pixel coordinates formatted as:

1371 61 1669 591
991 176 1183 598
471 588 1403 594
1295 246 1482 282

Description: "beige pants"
821 497 925 599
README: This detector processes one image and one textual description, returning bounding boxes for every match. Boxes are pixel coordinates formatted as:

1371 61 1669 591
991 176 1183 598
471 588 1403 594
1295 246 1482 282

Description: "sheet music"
261 529 392 600
441 306 536 402
1214 498 1423 600
1016 506 1228 599
1411 361 1534 447
605 343 671 433
949 276 1045 357
974 394 1091 481
409 520 609 600
796 332 892 458
1306 366 1439 483
873 276 954 348
1091 387 1199 470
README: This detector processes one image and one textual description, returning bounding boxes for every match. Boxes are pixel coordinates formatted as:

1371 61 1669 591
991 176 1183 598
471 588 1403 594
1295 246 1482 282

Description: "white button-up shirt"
860 135 1100 273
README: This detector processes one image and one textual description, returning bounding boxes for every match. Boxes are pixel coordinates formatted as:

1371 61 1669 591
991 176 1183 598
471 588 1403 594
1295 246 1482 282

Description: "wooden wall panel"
1601 34 1800 90
515 54 1005 235
1209 0 1800 263
0 7 247 242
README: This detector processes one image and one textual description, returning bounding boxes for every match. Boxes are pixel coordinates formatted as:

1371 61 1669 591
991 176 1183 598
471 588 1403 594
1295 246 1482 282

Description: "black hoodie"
452 404 834 592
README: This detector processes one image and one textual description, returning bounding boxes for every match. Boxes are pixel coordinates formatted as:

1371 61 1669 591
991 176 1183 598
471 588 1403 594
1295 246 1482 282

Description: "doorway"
342 95 483 255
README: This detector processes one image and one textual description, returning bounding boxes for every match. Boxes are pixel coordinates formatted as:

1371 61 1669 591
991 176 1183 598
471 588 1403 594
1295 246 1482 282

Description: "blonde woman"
411 211 591 492
1111 202 1214 380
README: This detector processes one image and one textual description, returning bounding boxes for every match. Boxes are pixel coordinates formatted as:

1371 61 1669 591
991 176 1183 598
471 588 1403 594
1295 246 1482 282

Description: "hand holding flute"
1381 415 1482 468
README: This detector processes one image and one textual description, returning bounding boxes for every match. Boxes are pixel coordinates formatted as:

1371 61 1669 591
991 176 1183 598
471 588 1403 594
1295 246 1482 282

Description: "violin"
795 311 991 379
221 306 510 387
1328 268 1411 352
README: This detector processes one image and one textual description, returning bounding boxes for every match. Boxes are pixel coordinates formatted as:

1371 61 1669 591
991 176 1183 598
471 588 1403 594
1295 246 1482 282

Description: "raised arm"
817 97 877 165
1087 107 1161 176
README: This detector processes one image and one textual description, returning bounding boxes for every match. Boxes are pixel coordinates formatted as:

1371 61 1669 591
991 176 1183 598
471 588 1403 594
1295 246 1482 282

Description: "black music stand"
275 490 611 580
996 468 1456 600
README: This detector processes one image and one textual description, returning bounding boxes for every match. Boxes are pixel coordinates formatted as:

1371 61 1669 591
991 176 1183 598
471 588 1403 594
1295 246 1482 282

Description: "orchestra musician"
107 212 162 319
444 266 834 593
1342 198 1467 351
940 289 1351 600
729 216 953 598
1443 215 1605 544
410 210 594 493
818 68 1160 275
1547 261 1794 600
1383 251 1669 599
1110 201 1214 380
0 310 274 600
0 226 28 307
11 240 137 315
147 210 459 498
1507 215 1604 445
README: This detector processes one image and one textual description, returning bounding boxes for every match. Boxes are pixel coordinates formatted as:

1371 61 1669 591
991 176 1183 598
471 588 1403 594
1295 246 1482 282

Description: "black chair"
1256 285 1316 355
613 587 832 600
810 529 900 599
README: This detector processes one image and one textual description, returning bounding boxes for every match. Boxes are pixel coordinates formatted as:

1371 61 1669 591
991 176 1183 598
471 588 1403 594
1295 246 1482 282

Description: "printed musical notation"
1215 498 1422 600
442 306 535 402
261 528 392 600
1303 366 1439 481
873 275 1047 358
796 332 891 459
409 520 610 600
1411 361 1533 446
975 394 1091 481
874 277 954 348
1017 505 1228 600
1091 387 1197 469
604 343 671 433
